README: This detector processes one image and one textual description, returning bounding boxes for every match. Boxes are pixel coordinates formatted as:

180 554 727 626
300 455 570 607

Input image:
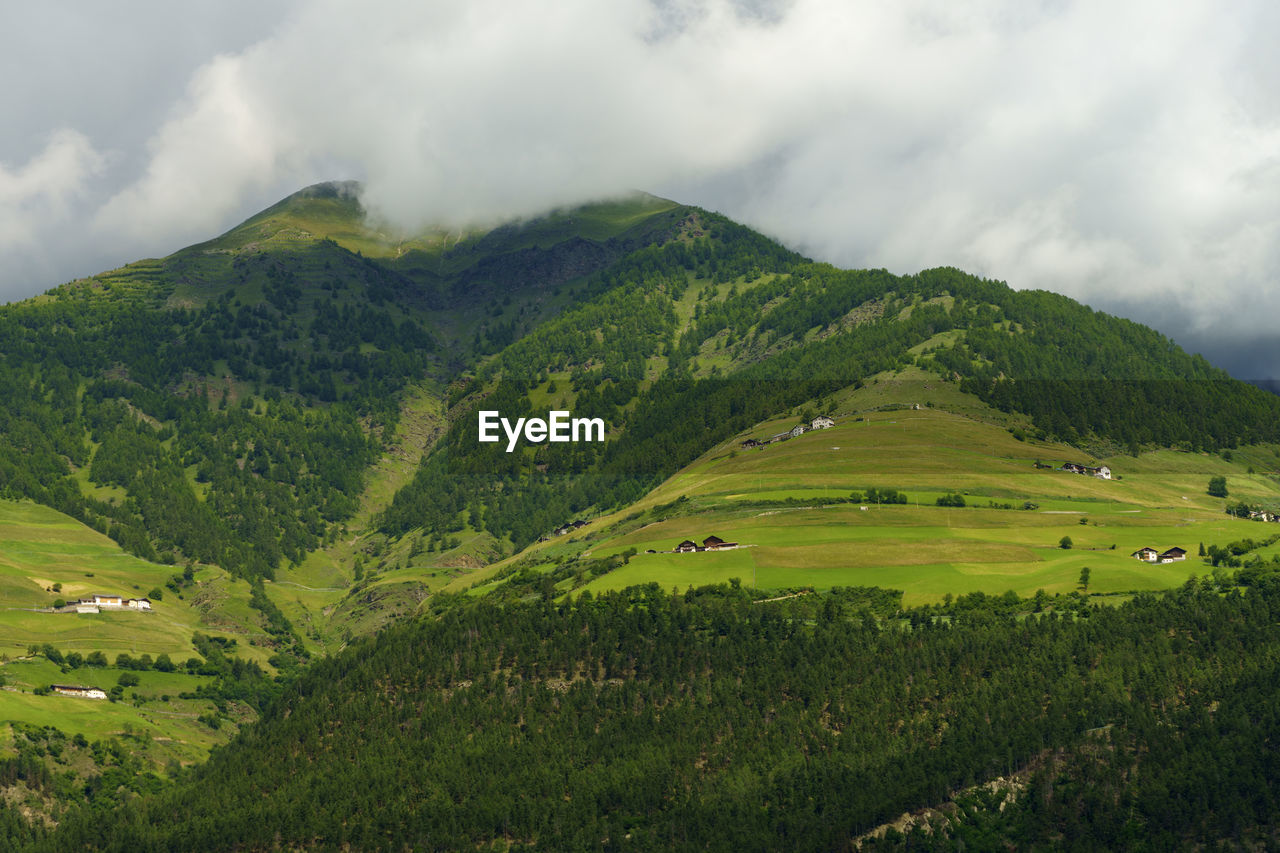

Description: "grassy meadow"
0 499 272 663
0 501 271 767
455 373 1280 605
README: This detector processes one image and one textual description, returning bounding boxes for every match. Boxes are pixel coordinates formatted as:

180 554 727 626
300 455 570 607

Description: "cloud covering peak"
2 0 1279 374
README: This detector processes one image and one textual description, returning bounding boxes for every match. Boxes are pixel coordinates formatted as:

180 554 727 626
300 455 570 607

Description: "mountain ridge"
3 182 1278 594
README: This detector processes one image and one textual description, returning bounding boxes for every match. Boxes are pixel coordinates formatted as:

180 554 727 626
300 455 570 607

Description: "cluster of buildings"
672 535 739 553
1248 509 1280 523
741 415 835 449
70 594 151 614
1131 547 1187 564
1060 461 1112 480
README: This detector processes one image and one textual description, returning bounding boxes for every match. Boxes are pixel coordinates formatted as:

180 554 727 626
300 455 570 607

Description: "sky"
2 0 1278 378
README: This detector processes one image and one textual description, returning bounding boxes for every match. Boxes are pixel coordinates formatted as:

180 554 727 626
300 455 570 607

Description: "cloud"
4 0 1280 376
93 54 292 244
669 0 1280 363
0 130 104 285
92 0 858 237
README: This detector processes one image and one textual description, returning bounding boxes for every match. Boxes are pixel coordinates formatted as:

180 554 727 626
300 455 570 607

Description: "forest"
8 576 1280 850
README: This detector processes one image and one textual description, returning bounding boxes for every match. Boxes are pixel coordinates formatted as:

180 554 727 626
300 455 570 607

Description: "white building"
76 595 151 611
811 415 835 430
52 685 108 700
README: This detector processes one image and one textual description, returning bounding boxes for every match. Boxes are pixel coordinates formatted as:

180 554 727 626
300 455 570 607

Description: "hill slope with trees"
17 580 1280 850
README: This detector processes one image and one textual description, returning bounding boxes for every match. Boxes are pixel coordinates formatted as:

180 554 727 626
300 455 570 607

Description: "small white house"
1095 466 1112 480
52 685 107 700
811 415 835 430
789 424 807 438
76 595 151 612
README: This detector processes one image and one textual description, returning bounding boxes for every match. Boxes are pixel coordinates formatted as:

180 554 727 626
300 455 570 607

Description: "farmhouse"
789 424 807 438
811 415 835 430
74 595 151 612
741 438 762 449
673 536 742 553
1060 461 1113 480
1132 547 1186 563
550 519 591 537
51 685 107 700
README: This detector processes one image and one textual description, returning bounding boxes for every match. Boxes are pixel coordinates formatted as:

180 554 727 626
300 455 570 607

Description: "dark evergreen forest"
13 579 1280 851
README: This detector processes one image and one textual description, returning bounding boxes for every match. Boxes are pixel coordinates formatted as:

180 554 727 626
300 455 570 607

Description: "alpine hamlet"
478 410 605 453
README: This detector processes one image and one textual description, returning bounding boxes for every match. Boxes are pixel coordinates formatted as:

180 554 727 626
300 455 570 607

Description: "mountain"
3 181 1280 618
0 184 684 579
5 183 1280 846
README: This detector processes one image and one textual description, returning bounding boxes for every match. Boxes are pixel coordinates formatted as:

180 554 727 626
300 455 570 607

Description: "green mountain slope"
0 184 689 585
5 184 1280 847
378 256 1280 565
26 583 1280 851
6 181 1279 639
0 183 1277 622
448 368 1279 606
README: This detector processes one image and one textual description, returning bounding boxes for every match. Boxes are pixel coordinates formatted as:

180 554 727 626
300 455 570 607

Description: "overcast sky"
2 0 1278 377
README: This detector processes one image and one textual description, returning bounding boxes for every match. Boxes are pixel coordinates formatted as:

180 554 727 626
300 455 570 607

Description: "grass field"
0 657 232 770
0 501 277 770
0 500 273 664
455 372 1280 604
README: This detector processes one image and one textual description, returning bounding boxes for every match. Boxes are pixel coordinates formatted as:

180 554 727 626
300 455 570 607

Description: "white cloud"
93 54 292 244
0 131 105 291
0 130 103 252
4 0 1280 374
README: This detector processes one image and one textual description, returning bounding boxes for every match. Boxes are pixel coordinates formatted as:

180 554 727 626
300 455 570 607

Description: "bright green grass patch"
458 373 1280 605
561 380 1277 604
0 499 270 665
0 658 231 766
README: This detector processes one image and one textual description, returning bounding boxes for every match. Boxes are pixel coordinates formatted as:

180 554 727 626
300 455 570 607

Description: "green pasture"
0 658 231 766
564 376 1280 604
0 499 271 664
